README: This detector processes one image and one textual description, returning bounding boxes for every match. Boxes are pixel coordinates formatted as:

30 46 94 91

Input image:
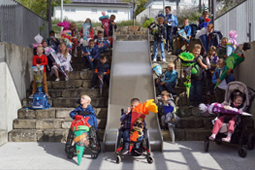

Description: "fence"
0 0 48 48
214 0 255 44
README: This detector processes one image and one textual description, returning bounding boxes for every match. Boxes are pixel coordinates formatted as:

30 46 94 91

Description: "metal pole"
48 0 52 32
211 0 216 24
61 0 63 31
199 0 202 13
176 0 179 15
163 0 166 15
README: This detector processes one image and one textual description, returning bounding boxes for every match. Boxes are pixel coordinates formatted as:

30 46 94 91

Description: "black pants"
82 56 99 69
92 73 109 87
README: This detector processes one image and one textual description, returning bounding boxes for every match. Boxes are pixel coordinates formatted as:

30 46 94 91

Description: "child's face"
161 95 169 102
207 26 214 33
165 8 171 14
85 19 90 23
158 19 163 25
130 101 139 109
192 48 201 57
98 33 103 39
218 62 224 68
233 96 243 107
42 42 47 48
80 97 90 105
168 65 174 72
59 44 66 53
110 16 115 22
183 20 189 26
37 47 43 55
100 57 107 64
221 39 227 47
209 49 216 56
203 14 209 20
50 33 55 37
89 41 94 48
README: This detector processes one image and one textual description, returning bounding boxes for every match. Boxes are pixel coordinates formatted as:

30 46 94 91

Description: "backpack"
32 92 51 110
208 31 223 49
191 56 205 80
189 23 198 37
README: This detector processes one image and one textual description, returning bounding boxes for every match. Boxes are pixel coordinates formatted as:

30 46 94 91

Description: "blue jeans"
123 129 144 149
153 41 165 60
165 26 173 51
189 79 203 104
158 81 175 94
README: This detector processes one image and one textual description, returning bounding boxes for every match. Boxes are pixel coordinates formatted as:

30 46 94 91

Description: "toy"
33 34 43 48
130 117 144 142
57 21 73 53
32 65 44 92
98 72 104 97
214 42 251 89
227 30 239 56
177 29 190 43
94 38 110 53
199 103 252 116
82 46 94 69
151 63 165 82
99 12 109 37
71 115 90 166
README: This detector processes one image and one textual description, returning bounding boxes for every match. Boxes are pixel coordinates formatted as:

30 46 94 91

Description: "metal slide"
103 40 163 152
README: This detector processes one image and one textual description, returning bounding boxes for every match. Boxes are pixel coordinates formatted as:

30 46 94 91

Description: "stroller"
115 109 153 164
204 81 255 158
65 111 101 165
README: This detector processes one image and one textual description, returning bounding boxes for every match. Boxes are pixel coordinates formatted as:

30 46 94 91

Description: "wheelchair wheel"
67 152 74 159
238 146 247 158
147 156 153 164
116 155 121 164
204 137 209 152
247 134 255 150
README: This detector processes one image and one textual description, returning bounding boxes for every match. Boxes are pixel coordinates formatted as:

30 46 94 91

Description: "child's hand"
53 38 57 41
224 55 227 58
227 72 231 77
102 25 106 29
57 64 60 68
90 58 94 62
81 33 84 37
103 72 107 75
156 79 160 84
36 64 40 69
151 28 154 31
217 79 221 83
160 82 165 86
127 107 131 115
111 22 115 25
83 53 88 57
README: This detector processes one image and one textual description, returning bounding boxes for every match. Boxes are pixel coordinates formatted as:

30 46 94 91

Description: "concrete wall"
233 41 255 114
54 5 131 22
214 0 255 44
0 42 33 133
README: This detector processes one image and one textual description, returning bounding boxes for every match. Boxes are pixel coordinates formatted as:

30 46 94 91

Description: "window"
107 10 112 13
65 9 70 12
70 9 76 13
91 9 97 13
113 10 117 13
65 9 75 13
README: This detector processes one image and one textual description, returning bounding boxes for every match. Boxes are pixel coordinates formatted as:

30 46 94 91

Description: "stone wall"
0 42 34 145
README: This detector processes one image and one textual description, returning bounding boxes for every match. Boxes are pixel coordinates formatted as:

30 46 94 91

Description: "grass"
52 17 141 33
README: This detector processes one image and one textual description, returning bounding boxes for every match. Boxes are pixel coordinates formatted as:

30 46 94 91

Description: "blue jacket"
183 25 191 37
164 70 178 85
154 24 166 42
164 13 177 27
212 67 234 85
69 104 98 130
82 46 100 59
96 61 110 73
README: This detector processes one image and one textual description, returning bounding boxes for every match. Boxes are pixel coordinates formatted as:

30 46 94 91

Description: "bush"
176 7 203 26
116 20 141 26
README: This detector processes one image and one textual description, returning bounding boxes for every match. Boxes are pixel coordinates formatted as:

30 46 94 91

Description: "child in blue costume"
82 39 100 71
152 16 166 62
69 94 98 130
176 18 192 54
94 30 110 53
164 6 177 53
198 11 211 29
156 62 178 95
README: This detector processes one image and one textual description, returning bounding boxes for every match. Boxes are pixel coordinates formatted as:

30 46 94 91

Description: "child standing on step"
30 46 50 98
51 42 73 81
120 98 145 155
69 94 98 130
102 14 117 38
156 62 178 95
152 16 166 62
189 44 207 107
176 18 191 54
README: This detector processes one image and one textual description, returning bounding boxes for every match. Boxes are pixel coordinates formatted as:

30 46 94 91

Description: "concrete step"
46 70 94 81
8 128 105 142
27 88 108 98
47 80 92 89
174 93 216 106
116 34 152 41
72 51 112 63
175 116 214 129
0 130 8 147
17 107 107 119
13 118 106 130
22 97 108 108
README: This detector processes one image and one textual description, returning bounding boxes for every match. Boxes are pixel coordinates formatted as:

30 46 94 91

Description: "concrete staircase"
8 51 112 142
152 41 255 141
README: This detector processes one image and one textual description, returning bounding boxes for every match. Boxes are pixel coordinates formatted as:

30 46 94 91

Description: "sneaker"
189 104 194 108
29 94 34 99
162 58 166 62
82 68 89 71
55 78 60 82
206 91 211 96
65 77 69 81
122 148 128 155
134 148 142 155
168 50 172 55
91 86 96 89
153 58 157 62
222 137 231 143
209 134 216 141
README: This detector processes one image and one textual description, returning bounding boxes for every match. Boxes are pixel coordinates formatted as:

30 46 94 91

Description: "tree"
121 0 141 26
18 0 71 19
216 0 245 16
135 0 148 16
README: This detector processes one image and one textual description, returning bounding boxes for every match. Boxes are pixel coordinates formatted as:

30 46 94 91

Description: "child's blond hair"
193 44 202 51
209 46 217 55
37 46 43 51
183 18 189 22
221 37 228 42
158 17 164 22
168 62 175 67
81 95 91 104
59 42 69 59
218 58 225 65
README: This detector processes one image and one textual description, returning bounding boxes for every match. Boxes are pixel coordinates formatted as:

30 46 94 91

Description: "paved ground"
0 141 255 170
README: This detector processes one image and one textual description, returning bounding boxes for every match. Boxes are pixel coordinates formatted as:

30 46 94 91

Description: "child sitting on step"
120 98 145 155
30 46 50 98
82 39 100 71
217 37 228 59
176 18 192 54
70 94 98 130
51 42 73 81
94 30 110 53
